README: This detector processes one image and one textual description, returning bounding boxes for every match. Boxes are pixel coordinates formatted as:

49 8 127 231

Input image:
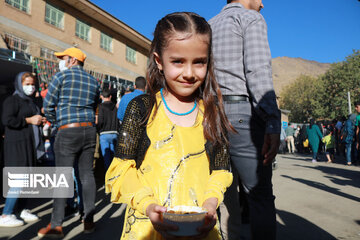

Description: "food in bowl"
162 206 207 237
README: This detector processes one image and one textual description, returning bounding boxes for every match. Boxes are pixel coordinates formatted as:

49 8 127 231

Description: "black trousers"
51 126 96 227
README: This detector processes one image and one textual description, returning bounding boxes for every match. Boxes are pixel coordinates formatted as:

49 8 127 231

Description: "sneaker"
38 223 64 239
312 159 317 163
0 215 24 227
20 209 39 222
84 222 95 233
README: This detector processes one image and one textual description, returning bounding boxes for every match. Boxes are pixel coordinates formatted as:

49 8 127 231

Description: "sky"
91 0 360 64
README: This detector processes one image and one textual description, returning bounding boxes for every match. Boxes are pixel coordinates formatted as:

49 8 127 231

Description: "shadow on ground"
277 209 337 240
281 174 360 203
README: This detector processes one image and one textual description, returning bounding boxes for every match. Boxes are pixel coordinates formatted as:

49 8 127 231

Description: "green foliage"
279 50 360 122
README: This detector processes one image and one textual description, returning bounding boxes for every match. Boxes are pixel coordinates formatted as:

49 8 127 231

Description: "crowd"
279 106 360 166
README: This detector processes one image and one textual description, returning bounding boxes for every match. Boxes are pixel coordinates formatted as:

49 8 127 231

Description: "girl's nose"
183 64 194 80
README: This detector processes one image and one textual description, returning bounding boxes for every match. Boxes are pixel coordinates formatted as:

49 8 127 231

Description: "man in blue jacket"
117 76 146 122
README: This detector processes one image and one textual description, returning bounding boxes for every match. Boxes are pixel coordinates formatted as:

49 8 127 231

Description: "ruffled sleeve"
105 158 158 215
105 94 157 215
203 170 233 207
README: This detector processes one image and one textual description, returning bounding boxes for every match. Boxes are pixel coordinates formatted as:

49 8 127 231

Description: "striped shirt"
209 3 281 134
44 65 100 128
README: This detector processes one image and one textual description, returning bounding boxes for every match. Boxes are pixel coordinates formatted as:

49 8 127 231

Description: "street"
0 153 359 239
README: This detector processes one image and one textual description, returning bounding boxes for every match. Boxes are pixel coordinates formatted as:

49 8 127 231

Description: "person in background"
97 88 119 171
40 82 48 99
1 72 45 227
336 116 346 156
285 123 296 154
39 47 99 238
342 113 356 166
294 125 301 152
279 127 287 154
353 101 360 165
307 119 323 163
322 129 335 163
117 76 146 122
298 124 308 153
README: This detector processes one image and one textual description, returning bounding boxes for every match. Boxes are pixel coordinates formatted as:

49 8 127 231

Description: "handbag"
303 139 309 148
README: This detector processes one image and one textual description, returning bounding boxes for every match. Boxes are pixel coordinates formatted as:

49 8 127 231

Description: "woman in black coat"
0 72 45 227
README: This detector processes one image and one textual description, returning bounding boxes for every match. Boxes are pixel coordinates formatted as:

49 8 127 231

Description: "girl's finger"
154 205 167 213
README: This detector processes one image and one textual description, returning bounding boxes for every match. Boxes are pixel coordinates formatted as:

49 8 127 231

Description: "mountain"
272 57 331 95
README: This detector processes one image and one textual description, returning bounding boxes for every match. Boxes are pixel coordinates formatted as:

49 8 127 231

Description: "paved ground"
273 153 360 240
0 153 359 239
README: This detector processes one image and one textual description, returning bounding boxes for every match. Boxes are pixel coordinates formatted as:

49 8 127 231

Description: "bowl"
162 205 207 237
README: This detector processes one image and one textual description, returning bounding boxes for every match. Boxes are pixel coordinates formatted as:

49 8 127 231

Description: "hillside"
272 57 331 95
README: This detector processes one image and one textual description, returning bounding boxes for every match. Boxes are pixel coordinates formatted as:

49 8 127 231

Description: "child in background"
105 12 234 239
322 129 335 163
97 88 119 171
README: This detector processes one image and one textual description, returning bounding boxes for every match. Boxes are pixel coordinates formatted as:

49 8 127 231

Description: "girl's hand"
195 197 218 239
25 115 42 125
146 204 178 239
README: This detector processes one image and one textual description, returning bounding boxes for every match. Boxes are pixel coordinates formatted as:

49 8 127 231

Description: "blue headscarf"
13 72 45 160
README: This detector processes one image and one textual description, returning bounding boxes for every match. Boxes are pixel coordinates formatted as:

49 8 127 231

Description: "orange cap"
54 47 86 62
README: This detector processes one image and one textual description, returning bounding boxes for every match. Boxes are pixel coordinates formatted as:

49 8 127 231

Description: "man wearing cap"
39 47 99 238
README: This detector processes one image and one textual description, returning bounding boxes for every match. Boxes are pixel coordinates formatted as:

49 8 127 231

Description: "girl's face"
155 33 209 101
22 77 35 86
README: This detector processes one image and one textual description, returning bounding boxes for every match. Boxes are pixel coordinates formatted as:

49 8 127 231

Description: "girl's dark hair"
101 88 111 98
146 12 234 146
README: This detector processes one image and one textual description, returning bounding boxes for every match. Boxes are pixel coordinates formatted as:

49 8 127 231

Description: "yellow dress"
106 93 233 239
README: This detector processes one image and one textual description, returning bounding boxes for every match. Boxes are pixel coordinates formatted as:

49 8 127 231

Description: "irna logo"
8 172 69 188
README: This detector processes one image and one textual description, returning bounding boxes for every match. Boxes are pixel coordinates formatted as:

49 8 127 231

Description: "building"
0 0 151 85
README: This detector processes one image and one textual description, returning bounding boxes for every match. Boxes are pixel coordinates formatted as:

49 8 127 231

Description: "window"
126 45 136 64
4 33 29 53
100 32 112 52
76 19 91 41
5 0 30 13
45 2 64 29
40 47 57 61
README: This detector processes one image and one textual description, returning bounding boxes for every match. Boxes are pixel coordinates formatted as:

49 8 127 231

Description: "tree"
280 50 360 122
320 50 360 119
280 75 318 122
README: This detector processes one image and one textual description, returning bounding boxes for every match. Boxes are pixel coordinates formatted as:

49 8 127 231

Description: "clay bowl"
162 206 207 237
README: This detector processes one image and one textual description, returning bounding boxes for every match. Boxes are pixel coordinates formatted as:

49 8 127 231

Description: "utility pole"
348 91 352 114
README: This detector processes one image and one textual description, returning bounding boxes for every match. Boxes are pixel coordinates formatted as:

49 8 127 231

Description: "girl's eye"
172 60 182 64
195 60 207 65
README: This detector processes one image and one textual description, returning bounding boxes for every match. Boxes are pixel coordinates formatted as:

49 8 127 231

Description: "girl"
322 129 335 163
1 72 45 227
106 12 233 239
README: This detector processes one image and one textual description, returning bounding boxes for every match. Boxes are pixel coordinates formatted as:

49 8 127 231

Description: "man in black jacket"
97 88 119 170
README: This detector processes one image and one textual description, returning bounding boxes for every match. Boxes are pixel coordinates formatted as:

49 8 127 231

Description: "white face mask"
59 60 68 71
23 85 35 96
